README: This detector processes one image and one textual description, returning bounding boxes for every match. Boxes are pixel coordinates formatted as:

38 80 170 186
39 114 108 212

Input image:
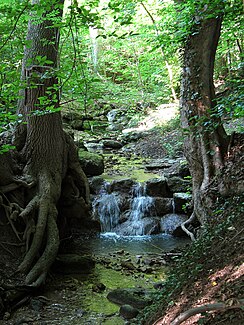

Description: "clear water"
80 232 190 256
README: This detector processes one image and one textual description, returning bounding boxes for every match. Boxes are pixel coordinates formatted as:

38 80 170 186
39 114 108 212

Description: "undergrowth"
139 194 244 325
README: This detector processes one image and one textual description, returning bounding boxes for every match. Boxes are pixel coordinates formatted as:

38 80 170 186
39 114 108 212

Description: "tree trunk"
0 0 92 287
180 16 229 225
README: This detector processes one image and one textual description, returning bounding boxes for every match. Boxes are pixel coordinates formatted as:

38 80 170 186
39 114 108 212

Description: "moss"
78 150 104 176
81 264 167 316
78 150 103 164
103 153 160 182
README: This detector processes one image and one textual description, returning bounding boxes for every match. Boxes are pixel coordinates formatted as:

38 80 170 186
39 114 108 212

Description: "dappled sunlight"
153 259 244 325
123 103 179 133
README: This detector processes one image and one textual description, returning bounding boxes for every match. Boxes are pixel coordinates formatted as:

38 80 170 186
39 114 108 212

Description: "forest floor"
0 114 243 325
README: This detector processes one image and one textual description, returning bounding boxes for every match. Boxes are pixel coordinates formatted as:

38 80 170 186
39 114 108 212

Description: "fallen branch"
152 299 244 325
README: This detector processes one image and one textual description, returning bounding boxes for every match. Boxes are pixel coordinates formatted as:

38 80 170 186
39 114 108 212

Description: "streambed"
7 234 189 325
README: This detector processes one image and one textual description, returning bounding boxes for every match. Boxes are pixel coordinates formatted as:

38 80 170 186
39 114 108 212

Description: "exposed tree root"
152 299 244 325
25 211 59 286
181 212 196 241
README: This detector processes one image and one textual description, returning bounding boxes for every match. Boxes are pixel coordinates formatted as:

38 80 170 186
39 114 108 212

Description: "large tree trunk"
0 0 91 287
180 16 229 225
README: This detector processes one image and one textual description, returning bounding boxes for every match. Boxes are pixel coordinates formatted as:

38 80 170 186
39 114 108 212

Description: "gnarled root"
17 171 61 286
152 299 244 325
181 212 196 241
25 210 59 286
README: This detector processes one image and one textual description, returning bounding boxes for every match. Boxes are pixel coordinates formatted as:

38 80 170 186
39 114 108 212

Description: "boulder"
119 305 139 319
146 177 171 198
145 159 172 170
102 139 123 149
166 176 191 193
89 176 105 194
177 160 190 178
160 214 188 234
110 178 135 193
78 150 104 176
107 288 152 309
120 130 145 143
167 176 191 193
107 109 128 131
154 197 174 216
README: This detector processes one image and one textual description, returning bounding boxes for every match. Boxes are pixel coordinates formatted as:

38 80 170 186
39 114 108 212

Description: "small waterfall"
128 183 154 236
172 198 176 214
94 182 155 236
93 184 120 232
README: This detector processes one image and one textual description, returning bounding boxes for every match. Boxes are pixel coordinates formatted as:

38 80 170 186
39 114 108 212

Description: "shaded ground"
142 132 244 325
144 195 244 325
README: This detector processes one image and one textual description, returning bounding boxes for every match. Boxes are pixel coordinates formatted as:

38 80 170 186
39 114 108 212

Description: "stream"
7 144 191 324
7 231 189 325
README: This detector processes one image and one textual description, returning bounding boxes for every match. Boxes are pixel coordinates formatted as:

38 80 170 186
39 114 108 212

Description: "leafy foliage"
0 0 243 139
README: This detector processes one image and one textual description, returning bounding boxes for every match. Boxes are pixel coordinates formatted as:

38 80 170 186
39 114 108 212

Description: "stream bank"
3 232 190 325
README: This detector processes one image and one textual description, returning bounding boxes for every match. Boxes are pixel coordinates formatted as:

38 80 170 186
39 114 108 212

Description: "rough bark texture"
180 16 229 225
0 0 92 289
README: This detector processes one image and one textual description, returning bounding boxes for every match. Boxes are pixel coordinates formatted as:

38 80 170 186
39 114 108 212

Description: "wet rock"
110 178 135 193
160 214 188 234
154 197 174 216
114 217 160 236
89 176 105 194
119 304 139 319
142 217 161 235
107 288 152 309
78 150 104 176
102 140 123 149
146 178 171 198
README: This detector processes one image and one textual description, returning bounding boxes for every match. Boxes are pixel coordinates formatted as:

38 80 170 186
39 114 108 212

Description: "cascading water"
93 182 155 236
128 183 154 235
93 184 120 232
92 181 190 252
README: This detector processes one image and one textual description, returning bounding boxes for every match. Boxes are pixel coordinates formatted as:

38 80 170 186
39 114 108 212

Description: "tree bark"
180 16 229 225
0 0 91 287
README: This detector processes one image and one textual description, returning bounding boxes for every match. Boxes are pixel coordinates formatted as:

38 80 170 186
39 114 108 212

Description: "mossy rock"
107 288 152 309
78 150 104 176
